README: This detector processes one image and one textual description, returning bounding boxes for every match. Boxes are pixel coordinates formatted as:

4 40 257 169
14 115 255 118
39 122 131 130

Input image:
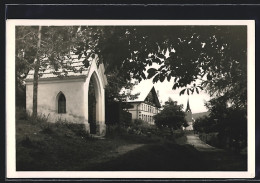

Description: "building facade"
25 54 107 135
127 86 161 124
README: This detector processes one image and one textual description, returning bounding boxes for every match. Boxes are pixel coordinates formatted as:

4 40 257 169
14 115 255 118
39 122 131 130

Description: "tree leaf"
147 68 157 79
83 58 90 68
141 72 146 79
172 83 178 90
196 87 199 94
158 53 165 59
167 75 171 82
159 74 165 82
78 53 83 60
153 74 160 83
207 73 212 80
179 89 186 96
198 86 203 90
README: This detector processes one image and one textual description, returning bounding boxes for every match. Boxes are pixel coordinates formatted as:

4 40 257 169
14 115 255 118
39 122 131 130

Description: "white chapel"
25 54 107 135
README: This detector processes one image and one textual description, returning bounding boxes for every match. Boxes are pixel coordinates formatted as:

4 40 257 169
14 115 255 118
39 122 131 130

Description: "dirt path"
185 133 247 170
88 143 145 165
186 133 224 152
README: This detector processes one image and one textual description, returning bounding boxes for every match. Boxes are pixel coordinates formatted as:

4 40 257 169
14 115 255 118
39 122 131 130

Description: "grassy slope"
16 117 198 171
16 112 246 171
16 119 133 171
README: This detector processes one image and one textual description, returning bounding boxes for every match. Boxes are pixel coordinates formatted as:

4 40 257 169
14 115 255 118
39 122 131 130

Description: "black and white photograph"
6 20 255 178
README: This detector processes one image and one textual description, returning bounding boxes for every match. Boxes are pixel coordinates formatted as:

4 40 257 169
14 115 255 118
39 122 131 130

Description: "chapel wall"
26 80 85 124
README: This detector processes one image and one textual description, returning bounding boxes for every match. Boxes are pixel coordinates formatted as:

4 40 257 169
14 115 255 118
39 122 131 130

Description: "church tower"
185 99 192 122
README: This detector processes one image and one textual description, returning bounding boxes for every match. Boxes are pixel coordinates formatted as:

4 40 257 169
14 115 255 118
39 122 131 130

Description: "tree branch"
17 31 35 40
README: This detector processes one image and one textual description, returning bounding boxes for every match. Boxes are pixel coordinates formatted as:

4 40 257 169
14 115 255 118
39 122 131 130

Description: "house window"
58 93 66 113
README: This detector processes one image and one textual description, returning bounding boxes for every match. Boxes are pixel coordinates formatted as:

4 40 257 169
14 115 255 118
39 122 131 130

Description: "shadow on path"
87 143 145 165
83 133 247 171
185 133 247 171
186 134 224 152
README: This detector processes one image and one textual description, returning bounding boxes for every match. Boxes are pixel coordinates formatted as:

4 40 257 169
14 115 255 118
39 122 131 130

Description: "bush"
106 124 128 138
133 119 143 126
55 120 91 139
105 119 186 144
16 107 50 125
199 132 220 147
27 113 50 124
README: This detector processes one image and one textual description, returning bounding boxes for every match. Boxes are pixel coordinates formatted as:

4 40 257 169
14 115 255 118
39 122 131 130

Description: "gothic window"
58 93 66 113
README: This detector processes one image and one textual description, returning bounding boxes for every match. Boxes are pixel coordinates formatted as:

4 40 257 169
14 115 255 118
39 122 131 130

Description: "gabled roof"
127 85 161 108
25 53 107 85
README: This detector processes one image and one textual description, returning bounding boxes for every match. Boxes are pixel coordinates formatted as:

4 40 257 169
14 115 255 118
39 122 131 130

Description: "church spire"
186 98 191 112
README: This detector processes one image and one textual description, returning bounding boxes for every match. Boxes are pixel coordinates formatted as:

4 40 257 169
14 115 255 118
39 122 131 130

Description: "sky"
129 55 212 113
132 79 211 114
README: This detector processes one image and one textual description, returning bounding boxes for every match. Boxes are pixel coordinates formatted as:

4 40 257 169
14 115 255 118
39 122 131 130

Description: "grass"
16 109 178 171
16 118 137 170
16 108 246 171
16 111 110 170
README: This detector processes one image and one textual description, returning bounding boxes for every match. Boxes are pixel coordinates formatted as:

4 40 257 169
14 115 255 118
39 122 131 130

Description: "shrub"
132 119 143 126
55 120 91 139
106 124 128 138
27 113 50 124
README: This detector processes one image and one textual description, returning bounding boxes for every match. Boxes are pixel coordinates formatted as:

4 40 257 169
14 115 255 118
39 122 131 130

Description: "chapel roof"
25 53 97 81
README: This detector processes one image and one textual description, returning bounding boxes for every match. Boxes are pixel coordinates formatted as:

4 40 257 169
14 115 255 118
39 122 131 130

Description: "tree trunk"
32 26 42 119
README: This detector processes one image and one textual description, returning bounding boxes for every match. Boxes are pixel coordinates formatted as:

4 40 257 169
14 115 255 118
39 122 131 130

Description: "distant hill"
192 111 210 120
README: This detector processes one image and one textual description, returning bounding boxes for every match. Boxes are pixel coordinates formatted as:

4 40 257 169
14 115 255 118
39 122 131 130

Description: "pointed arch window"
58 93 66 113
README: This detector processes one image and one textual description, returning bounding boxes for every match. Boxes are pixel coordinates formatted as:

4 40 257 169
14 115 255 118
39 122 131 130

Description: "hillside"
192 111 210 120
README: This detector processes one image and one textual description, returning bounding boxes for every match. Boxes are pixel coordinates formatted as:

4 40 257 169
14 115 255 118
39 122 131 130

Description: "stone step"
90 134 106 140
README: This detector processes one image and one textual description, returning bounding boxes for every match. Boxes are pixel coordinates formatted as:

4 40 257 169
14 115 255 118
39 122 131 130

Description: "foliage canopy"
16 26 247 112
74 26 247 108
